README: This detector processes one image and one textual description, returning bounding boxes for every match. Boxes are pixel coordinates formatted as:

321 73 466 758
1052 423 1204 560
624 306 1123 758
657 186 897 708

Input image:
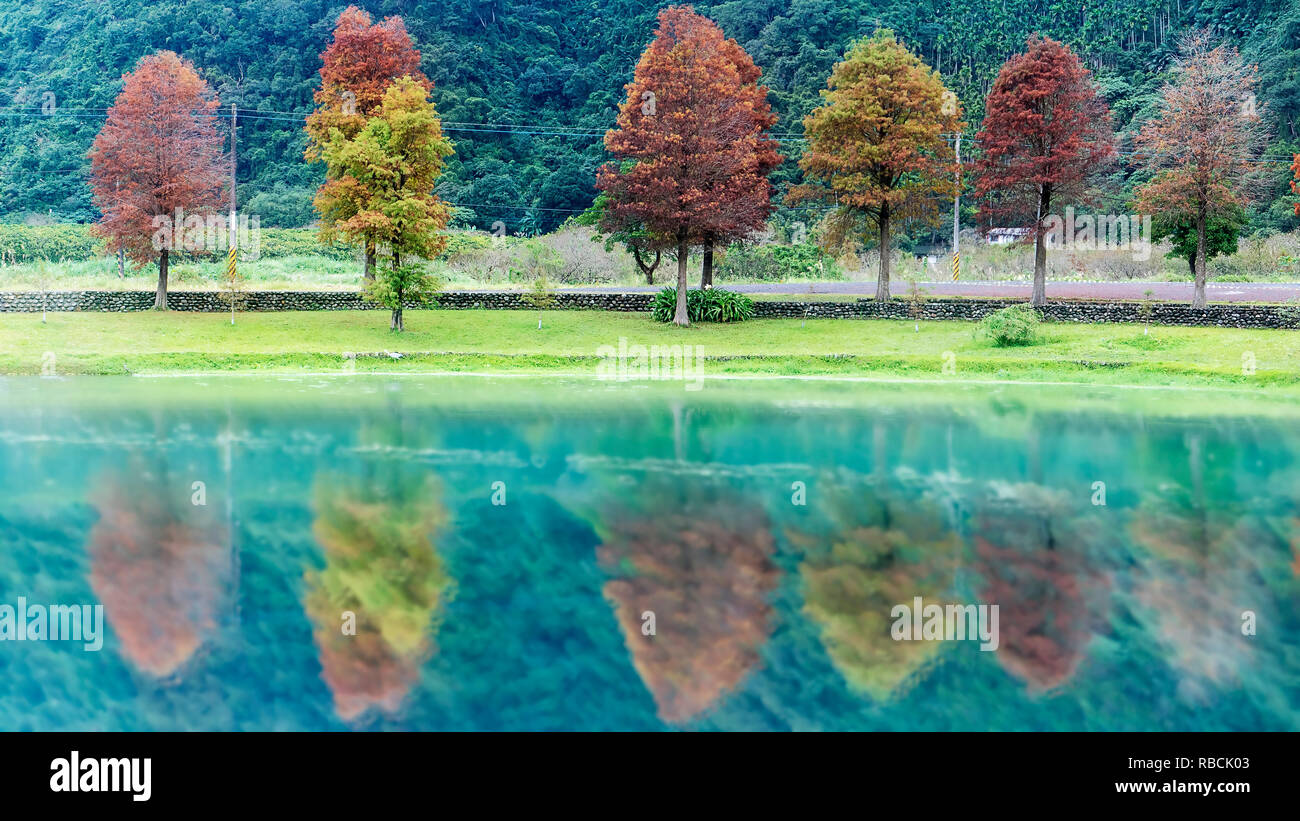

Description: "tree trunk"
875 204 891 302
392 276 404 331
674 234 689 326
700 239 714 288
1192 205 1207 309
364 241 376 282
1032 185 1051 307
155 249 169 310
633 246 660 285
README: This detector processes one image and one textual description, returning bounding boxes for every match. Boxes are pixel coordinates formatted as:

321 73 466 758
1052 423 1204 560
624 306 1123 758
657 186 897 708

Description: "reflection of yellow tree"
789 484 959 700
973 483 1110 692
87 460 229 678
306 473 452 721
596 482 778 724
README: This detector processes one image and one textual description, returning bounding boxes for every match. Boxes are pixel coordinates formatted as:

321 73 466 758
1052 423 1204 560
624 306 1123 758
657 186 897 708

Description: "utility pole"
952 133 961 281
114 180 124 277
226 103 238 322
229 103 237 252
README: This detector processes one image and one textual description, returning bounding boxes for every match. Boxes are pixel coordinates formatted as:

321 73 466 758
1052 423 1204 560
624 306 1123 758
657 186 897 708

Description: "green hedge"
0 224 361 263
0 224 105 263
0 224 506 264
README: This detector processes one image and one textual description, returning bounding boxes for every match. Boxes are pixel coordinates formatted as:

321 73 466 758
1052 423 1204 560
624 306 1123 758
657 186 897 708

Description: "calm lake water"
1 375 1297 731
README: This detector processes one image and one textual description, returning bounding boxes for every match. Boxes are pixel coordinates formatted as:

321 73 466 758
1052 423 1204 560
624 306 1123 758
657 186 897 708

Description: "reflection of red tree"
88 477 228 677
308 616 419 722
598 495 778 724
976 540 1104 690
974 493 1109 692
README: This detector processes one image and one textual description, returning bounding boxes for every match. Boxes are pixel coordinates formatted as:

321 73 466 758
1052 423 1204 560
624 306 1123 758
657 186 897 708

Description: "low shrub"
979 304 1041 346
651 286 755 323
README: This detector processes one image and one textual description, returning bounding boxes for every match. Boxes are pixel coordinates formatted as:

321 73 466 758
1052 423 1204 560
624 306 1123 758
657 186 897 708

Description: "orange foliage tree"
1291 153 1299 216
1133 31 1272 308
975 36 1115 308
789 29 961 303
305 6 430 280
597 6 780 324
89 51 226 310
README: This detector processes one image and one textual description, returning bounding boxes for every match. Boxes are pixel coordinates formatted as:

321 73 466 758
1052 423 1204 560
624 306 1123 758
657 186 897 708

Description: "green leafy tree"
1151 205 1247 279
318 77 454 331
521 273 558 328
363 263 443 332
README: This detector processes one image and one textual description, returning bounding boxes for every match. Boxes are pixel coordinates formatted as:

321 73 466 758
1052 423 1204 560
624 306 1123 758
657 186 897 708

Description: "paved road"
555 280 1300 303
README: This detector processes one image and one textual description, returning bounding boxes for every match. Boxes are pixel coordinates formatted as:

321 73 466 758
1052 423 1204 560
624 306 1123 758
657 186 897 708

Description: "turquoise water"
0 375 1297 731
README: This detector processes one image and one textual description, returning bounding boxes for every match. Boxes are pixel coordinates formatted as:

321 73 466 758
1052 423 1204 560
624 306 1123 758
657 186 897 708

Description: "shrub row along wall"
0 290 1296 329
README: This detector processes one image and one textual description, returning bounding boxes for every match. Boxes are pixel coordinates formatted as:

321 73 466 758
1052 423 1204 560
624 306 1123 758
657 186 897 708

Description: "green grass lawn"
3 308 1298 388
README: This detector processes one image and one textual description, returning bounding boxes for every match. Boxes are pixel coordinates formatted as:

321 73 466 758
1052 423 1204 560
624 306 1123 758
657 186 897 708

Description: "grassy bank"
2 309 1298 388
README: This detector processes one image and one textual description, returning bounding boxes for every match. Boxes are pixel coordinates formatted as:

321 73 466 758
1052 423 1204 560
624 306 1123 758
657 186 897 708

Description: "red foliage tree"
698 36 780 287
1133 31 1272 308
597 6 780 324
305 5 430 280
90 51 227 310
975 36 1115 307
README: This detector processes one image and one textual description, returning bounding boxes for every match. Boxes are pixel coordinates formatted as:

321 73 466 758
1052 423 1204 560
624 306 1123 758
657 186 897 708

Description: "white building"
985 227 1055 247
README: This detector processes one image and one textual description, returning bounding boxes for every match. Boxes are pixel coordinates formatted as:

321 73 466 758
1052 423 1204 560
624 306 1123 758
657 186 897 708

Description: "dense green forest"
1 0 1297 235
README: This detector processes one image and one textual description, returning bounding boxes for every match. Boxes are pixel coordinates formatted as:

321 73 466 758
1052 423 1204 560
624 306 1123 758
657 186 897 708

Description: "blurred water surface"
0 375 1296 730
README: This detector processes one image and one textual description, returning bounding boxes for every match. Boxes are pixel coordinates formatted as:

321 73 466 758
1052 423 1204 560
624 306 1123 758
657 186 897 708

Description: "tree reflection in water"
972 482 1112 693
788 480 960 700
87 456 230 678
595 479 779 724
306 471 453 722
1129 485 1280 700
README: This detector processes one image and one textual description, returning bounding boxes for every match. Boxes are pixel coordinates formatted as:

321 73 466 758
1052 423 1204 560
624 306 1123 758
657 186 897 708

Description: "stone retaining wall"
1 289 1295 329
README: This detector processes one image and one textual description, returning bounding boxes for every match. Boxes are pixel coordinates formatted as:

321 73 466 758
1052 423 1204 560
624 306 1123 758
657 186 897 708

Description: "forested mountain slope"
0 0 1296 231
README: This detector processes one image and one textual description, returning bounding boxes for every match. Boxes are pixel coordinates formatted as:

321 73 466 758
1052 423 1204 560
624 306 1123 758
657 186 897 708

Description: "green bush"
979 304 1042 346
716 243 842 281
651 286 755 323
